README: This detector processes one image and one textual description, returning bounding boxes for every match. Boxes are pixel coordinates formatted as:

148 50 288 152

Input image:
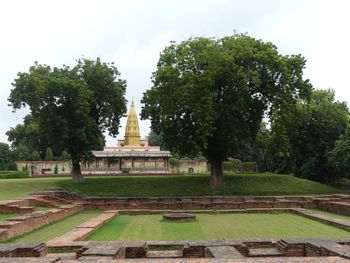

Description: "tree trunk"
209 159 225 189
72 159 84 183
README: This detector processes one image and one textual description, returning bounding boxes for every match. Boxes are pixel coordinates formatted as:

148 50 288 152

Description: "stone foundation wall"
0 205 82 241
317 201 350 216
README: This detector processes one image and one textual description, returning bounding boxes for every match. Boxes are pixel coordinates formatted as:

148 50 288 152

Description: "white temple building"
81 102 171 174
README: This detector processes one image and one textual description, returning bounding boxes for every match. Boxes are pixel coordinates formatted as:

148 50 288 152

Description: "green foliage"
235 122 271 172
241 162 258 173
268 89 349 183
169 158 179 166
147 130 163 146
0 171 29 179
223 159 242 172
223 160 257 173
30 151 41 161
59 150 70 161
141 33 311 187
0 143 17 170
6 114 48 159
328 127 350 179
54 165 58 174
45 147 53 161
12 143 31 161
9 58 127 182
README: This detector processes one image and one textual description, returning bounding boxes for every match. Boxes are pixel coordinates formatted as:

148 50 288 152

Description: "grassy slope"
59 173 343 197
0 213 17 221
0 177 67 200
4 211 100 243
0 173 344 201
86 213 350 241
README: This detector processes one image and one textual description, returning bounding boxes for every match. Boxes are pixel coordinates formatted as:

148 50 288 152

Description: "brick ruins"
0 188 349 262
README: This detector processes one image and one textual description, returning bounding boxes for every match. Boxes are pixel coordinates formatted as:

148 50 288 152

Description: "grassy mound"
0 173 344 200
59 173 342 197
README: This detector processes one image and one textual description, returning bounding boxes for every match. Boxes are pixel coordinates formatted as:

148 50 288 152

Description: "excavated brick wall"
317 202 350 216
0 205 82 241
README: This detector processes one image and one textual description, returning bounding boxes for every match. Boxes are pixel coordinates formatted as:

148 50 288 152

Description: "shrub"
223 160 258 173
0 171 29 179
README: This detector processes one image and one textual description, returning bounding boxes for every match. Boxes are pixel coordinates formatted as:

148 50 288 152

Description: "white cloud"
1 0 350 146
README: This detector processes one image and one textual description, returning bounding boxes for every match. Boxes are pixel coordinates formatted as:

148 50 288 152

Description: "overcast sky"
1 0 350 146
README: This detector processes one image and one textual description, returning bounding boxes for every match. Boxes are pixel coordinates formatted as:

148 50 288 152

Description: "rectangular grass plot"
85 213 350 241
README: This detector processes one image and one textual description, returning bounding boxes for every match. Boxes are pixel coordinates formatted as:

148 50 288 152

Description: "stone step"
248 247 283 257
146 250 183 258
81 244 122 257
206 246 244 259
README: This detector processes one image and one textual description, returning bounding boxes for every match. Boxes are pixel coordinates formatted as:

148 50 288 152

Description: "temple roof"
92 150 171 158
124 101 141 146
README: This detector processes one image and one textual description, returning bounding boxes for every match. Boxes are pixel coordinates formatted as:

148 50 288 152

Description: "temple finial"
124 100 140 146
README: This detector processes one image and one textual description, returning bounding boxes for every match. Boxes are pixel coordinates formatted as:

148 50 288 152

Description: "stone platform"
163 212 196 221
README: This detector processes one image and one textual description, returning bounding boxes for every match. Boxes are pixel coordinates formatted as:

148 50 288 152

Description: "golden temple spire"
124 101 141 146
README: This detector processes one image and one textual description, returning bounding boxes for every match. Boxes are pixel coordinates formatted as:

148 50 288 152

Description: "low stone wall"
27 189 350 215
0 205 82 241
317 201 350 216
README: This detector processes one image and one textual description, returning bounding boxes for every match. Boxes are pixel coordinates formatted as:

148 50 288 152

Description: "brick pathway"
47 210 118 245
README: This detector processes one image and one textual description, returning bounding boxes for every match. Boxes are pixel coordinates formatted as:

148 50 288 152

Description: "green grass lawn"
4 211 100 243
86 213 350 241
0 173 345 201
0 213 17 221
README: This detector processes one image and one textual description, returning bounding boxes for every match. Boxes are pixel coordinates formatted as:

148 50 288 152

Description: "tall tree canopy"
9 58 127 182
0 142 16 170
329 126 350 180
269 89 349 183
141 34 311 188
6 114 48 158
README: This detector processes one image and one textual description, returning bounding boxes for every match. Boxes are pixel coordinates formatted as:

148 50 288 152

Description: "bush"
223 159 242 172
0 171 29 179
241 162 258 173
223 160 257 173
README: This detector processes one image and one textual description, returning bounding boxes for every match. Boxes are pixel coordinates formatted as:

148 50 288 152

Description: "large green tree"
269 89 349 183
0 142 16 170
6 114 48 158
328 126 350 180
147 130 163 147
141 34 311 188
9 58 127 183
